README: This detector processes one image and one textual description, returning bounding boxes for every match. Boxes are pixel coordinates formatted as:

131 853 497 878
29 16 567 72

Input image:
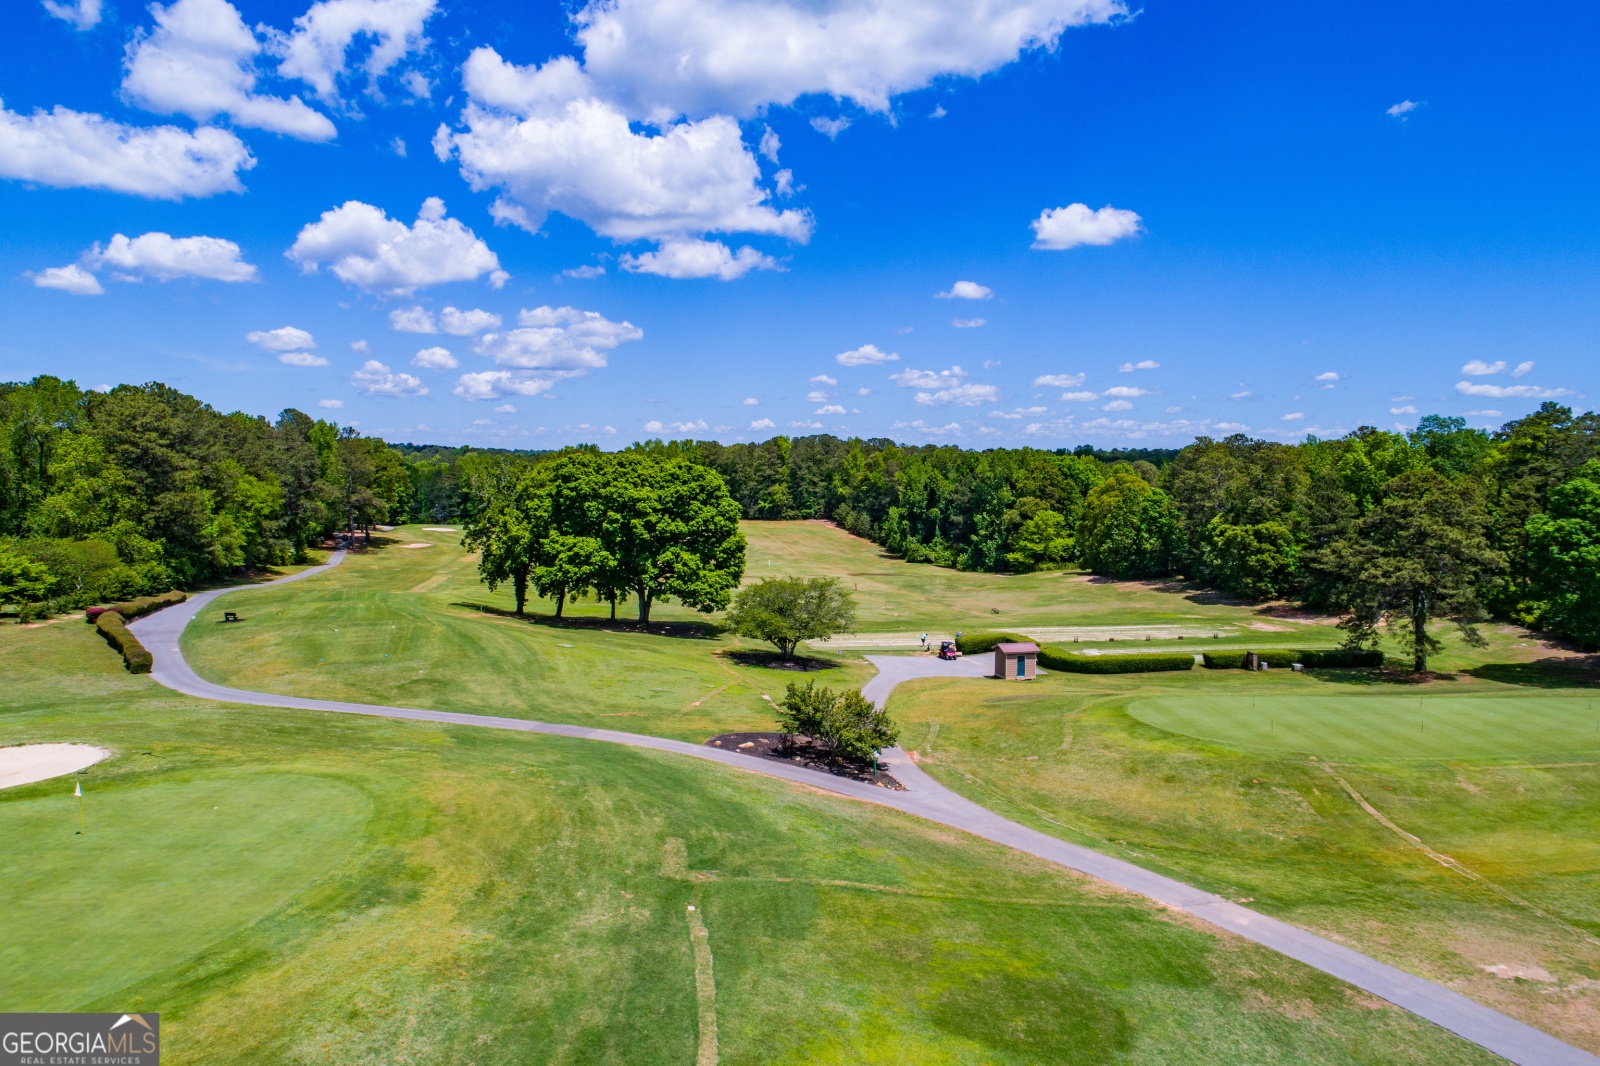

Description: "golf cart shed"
995 642 1039 680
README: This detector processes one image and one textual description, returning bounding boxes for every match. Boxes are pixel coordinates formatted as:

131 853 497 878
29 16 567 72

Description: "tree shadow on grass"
1465 657 1600 689
452 601 722 640
1304 666 1462 687
720 650 843 671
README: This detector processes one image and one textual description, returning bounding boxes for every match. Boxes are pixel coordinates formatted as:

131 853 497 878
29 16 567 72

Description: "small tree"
727 576 856 659
776 681 899 763
1526 459 1600 647
1005 509 1074 572
0 547 54 614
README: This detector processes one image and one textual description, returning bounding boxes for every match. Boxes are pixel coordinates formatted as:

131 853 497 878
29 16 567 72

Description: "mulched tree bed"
704 732 903 790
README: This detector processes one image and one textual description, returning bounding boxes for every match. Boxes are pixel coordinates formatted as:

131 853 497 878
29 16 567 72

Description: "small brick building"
994 642 1039 680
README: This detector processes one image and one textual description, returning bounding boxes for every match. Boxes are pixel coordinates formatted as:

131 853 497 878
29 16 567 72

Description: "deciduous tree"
727 576 855 659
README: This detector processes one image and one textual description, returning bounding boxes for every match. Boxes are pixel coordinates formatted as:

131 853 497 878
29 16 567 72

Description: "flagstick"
76 780 85 834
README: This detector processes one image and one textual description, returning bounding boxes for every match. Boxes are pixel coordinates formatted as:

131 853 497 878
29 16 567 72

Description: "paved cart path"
130 552 1598 1066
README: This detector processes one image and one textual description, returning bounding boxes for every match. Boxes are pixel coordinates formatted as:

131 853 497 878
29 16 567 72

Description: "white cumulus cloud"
891 366 966 389
439 306 502 335
1030 202 1142 250
1032 373 1085 388
816 404 846 415
952 317 985 328
619 238 779 280
42 0 102 30
749 417 776 430
273 0 437 103
836 343 897 366
1102 399 1132 411
247 326 314 351
1511 360 1534 377
1386 99 1422 119
0 99 254 198
91 232 257 281
279 351 328 366
1390 405 1417 415
389 306 435 332
937 280 992 300
287 197 501 295
351 359 426 396
1118 359 1159 372
122 0 336 142
1461 359 1506 376
1060 390 1097 402
1455 381 1571 400
317 398 343 408
411 346 457 369
455 304 643 399
27 264 103 295
1101 385 1148 398
809 374 836 385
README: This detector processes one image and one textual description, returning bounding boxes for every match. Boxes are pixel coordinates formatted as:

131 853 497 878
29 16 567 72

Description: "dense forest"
2 375 1596 653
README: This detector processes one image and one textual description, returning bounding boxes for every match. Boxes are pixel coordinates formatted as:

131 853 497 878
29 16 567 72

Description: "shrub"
85 589 186 624
1202 650 1249 669
1255 649 1301 669
1038 647 1195 673
955 631 1032 655
1298 648 1385 668
95 611 153 673
777 680 899 762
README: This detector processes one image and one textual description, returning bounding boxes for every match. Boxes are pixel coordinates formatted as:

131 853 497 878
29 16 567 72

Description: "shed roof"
996 642 1039 654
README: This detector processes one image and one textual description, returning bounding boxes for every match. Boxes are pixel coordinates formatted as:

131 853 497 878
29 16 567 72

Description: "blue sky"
2 0 1595 448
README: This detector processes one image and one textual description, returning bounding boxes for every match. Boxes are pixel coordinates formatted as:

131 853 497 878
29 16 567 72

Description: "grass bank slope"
0 609 1496 1064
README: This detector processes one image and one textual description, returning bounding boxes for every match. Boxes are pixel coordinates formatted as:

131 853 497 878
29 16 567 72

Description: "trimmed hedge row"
1038 647 1196 674
85 589 186 624
955 631 1032 655
1202 648 1385 669
95 611 153 673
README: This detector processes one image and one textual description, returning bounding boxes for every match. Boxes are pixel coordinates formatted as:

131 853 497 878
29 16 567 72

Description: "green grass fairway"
889 671 1600 1053
0 773 368 1010
1130 694 1600 759
0 617 1498 1064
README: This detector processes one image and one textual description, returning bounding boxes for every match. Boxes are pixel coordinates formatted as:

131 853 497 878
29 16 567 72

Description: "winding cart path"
129 551 1598 1066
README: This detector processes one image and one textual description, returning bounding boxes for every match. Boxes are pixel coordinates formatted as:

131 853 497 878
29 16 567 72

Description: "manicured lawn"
1130 693 1600 759
887 666 1600 1053
0 616 1496 1064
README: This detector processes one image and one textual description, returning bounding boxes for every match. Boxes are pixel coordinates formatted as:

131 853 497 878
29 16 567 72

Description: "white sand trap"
423 527 458 532
401 542 431 548
0 743 109 790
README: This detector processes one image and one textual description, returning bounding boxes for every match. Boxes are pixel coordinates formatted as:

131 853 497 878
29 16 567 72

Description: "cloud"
350 359 426 396
891 366 965 389
1386 99 1422 119
349 339 368 352
809 374 837 385
412 346 457 369
788 419 823 429
952 317 985 328
836 343 897 366
937 280 992 300
389 306 435 333
1030 202 1141 250
390 136 407 156
563 263 606 279
122 0 336 142
816 404 846 415
1032 372 1084 388
0 100 254 198
42 0 101 30
749 417 775 429
1060 390 1097 402
1511 360 1534 378
1281 412 1305 421
455 304 643 399
317 398 343 408
810 116 850 138
758 125 780 163
279 351 328 366
1461 359 1506 376
1102 399 1132 411
891 419 963 438
27 264 103 295
1231 389 1252 400
247 326 314 351
805 390 830 403
743 397 759 405
892 367 995 406
1101 385 1148 398
439 306 502 335
287 198 502 295
440 53 811 247
1390 405 1417 415
91 232 257 281
572 0 1126 119
1464 409 1501 417
1315 371 1339 382
1118 359 1158 372
619 238 779 280
1454 381 1571 400
273 0 437 103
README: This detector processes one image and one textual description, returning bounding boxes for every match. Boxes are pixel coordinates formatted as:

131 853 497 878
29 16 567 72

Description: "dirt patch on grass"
705 731 903 790
719 650 842 671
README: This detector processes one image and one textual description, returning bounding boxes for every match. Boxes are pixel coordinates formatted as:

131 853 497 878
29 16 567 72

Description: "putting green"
1128 694 1600 759
0 772 368 1011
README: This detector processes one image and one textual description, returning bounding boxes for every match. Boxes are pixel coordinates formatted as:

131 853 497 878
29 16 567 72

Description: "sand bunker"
0 743 109 790
423 527 458 532
401 542 431 548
